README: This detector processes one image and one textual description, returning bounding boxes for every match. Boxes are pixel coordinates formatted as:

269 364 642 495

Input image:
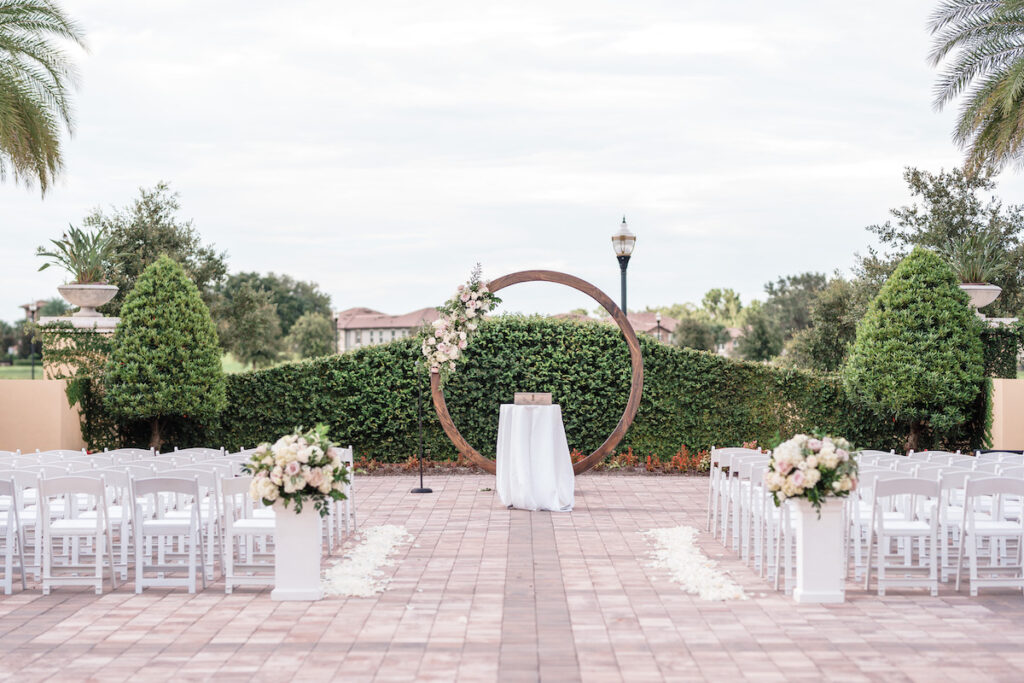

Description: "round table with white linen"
495 404 575 512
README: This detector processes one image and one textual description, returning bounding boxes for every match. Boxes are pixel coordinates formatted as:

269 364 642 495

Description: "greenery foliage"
0 0 86 194
844 248 986 451
36 224 119 283
103 256 226 449
130 316 986 461
215 281 282 368
929 0 1024 174
944 228 1011 283
85 182 228 316
286 312 336 359
782 278 860 373
218 272 331 336
981 322 1024 378
857 167 1024 317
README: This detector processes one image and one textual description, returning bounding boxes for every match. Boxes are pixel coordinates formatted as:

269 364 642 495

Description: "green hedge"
153 316 984 459
982 323 1024 379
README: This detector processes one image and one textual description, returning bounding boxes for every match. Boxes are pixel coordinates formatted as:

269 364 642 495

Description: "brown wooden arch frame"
430 269 645 475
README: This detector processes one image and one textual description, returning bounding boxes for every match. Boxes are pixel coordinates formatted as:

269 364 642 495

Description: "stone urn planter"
959 283 1002 310
57 284 118 317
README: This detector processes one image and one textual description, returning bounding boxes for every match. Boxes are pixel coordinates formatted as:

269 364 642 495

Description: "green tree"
84 182 228 315
671 316 722 352
929 0 1024 174
856 167 1024 317
38 297 68 316
104 256 226 450
781 278 860 372
219 272 331 335
844 248 984 451
0 0 85 194
216 281 282 369
700 288 744 325
763 272 828 340
736 304 783 362
286 312 336 359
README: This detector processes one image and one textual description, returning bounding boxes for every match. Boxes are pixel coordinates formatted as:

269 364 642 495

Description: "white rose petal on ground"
641 526 747 601
322 525 412 597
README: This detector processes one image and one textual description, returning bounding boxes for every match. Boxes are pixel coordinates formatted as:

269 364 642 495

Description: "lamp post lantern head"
611 215 636 258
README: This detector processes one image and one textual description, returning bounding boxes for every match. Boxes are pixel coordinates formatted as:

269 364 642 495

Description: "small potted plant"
944 230 1008 310
36 225 120 317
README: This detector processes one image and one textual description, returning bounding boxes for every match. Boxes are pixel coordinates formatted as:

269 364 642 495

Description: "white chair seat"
141 517 195 532
882 520 931 534
252 508 275 520
81 505 126 522
232 518 275 534
972 520 1022 534
50 519 106 534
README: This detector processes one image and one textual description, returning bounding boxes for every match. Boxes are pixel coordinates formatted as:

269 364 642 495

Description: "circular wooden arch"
430 269 644 475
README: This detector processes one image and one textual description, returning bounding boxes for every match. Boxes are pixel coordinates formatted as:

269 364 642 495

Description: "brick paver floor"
2 474 1024 681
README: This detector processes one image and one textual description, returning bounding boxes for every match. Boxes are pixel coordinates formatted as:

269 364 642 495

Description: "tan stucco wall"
992 378 1024 451
0 380 85 452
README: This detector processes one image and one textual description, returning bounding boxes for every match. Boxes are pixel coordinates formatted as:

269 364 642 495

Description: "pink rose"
836 449 849 462
807 439 823 453
790 470 805 487
849 476 858 491
776 460 793 475
285 461 301 476
459 340 468 349
460 293 470 303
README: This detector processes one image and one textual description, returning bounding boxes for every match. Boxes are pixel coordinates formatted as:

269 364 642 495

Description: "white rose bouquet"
243 424 350 517
765 433 858 514
421 263 501 383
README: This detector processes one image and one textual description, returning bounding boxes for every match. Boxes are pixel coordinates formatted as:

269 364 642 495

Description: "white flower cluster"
322 525 412 597
642 526 747 601
764 434 858 503
246 426 348 515
422 275 498 377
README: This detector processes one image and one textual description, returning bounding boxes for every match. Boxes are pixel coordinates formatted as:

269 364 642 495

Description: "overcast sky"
5 0 1024 322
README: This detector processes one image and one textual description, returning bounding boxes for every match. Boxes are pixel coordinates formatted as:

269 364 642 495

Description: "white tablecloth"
496 404 575 512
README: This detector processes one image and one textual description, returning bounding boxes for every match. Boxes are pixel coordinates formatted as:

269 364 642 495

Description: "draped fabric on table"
496 405 575 512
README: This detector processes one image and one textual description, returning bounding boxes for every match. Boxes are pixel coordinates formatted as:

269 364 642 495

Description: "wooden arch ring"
429 269 645 475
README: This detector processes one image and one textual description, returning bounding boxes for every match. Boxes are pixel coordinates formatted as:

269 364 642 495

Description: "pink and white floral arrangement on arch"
421 264 501 382
764 433 859 514
244 424 349 516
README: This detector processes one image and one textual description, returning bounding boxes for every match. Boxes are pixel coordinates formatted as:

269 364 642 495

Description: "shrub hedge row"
981 323 1024 379
181 317 986 459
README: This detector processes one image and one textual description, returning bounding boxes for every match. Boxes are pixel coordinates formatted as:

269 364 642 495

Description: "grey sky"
4 0 1023 322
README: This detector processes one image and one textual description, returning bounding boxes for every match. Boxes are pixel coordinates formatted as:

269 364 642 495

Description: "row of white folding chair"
978 451 1024 464
858 470 1024 596
706 447 764 541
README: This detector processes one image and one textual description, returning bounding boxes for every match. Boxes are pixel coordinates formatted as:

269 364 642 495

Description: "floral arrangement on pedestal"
765 434 859 513
421 264 501 382
244 424 350 516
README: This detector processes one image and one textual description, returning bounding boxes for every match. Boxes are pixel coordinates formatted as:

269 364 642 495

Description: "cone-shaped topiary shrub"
104 255 226 450
843 247 985 451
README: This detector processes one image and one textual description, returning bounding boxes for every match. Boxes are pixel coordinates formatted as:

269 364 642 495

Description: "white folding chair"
334 446 355 542
0 478 27 594
131 476 207 593
38 476 118 595
172 447 225 461
164 468 224 580
80 469 133 580
864 478 939 596
956 477 1024 596
221 476 275 593
104 448 155 462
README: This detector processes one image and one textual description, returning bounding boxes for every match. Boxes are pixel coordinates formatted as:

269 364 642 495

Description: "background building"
335 307 439 352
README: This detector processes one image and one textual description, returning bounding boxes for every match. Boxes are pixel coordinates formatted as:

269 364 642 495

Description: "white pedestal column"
793 499 845 604
271 502 323 601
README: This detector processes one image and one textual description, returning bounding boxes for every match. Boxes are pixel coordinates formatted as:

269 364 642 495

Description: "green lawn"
222 354 249 374
0 365 42 379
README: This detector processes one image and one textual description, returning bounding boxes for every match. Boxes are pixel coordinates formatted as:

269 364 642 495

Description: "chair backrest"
860 449 896 457
171 447 225 460
122 463 158 477
0 469 39 490
132 476 201 498
894 460 919 475
978 451 1020 462
874 477 939 500
221 476 256 524
973 461 1002 474
939 470 973 491
18 464 72 478
38 475 104 498
964 476 1024 499
63 460 95 472
998 465 1024 479
104 447 155 461
35 449 87 459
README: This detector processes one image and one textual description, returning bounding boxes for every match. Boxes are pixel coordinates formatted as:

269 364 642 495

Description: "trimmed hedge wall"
982 323 1024 379
184 317 986 459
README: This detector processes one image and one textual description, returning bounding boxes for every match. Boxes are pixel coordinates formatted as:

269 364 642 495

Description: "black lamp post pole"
412 362 432 494
617 254 631 313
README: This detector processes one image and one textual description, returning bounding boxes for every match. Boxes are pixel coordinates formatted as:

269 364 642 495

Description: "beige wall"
0 380 85 452
992 378 1024 451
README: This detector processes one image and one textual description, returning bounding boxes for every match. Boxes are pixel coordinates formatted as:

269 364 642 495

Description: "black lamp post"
611 216 637 313
411 361 432 494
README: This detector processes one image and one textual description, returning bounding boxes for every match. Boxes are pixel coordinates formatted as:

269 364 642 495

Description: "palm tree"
929 1 1024 175
0 0 85 195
